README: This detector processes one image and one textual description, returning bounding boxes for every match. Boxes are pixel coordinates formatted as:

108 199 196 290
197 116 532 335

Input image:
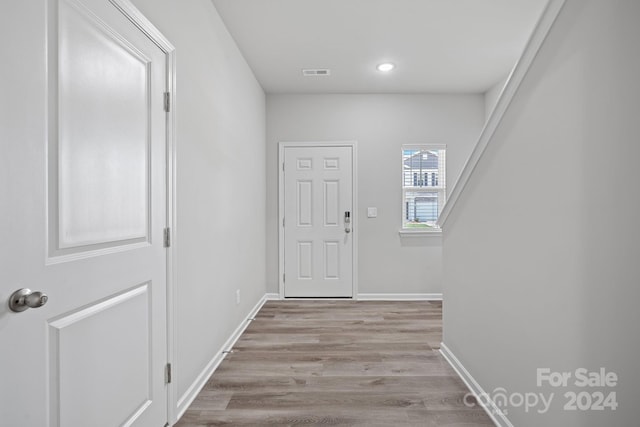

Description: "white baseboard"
175 293 269 420
440 342 511 427
258 293 443 301
357 293 442 301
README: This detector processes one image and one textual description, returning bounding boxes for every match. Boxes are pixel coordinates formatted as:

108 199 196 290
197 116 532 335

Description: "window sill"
398 229 442 237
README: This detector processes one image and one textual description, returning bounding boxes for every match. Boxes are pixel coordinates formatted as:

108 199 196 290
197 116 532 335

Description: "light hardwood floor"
175 300 493 426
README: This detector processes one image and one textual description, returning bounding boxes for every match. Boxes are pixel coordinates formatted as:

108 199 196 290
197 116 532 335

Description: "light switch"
367 207 377 218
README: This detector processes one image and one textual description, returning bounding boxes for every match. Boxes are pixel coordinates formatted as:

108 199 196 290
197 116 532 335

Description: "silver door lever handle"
9 288 48 312
345 211 351 233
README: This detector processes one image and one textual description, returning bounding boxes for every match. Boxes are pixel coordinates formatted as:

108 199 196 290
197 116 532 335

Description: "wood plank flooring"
175 300 493 426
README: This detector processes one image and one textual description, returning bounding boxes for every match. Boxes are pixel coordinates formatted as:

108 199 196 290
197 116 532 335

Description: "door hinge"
164 91 171 112
282 217 285 227
163 227 171 248
282 162 285 171
283 273 285 283
165 363 172 384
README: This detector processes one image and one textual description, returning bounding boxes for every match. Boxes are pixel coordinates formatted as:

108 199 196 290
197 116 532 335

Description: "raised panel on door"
297 180 313 227
50 0 156 258
323 180 339 227
49 285 152 427
57 0 150 249
297 241 313 279
283 146 354 298
324 240 340 279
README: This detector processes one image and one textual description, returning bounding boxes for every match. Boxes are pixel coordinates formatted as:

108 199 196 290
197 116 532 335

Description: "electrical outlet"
236 289 241 305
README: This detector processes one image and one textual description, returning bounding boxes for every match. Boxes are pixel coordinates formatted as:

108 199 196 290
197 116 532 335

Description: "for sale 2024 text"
537 368 618 411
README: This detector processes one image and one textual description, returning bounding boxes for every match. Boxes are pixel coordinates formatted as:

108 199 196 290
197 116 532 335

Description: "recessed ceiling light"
377 63 395 72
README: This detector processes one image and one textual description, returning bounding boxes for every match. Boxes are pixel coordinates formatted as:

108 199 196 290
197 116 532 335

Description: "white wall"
443 1 640 426
484 75 508 121
130 0 266 411
267 94 484 295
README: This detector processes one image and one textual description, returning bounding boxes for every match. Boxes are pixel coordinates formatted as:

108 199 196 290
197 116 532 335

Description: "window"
402 145 446 230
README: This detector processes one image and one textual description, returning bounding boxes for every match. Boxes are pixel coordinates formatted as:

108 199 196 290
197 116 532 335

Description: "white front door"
0 0 170 425
282 145 355 298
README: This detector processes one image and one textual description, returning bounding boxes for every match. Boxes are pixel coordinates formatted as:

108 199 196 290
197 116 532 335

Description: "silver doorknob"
8 288 48 312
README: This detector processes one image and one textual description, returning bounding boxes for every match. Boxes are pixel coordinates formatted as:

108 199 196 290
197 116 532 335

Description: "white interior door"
282 145 354 298
0 0 170 425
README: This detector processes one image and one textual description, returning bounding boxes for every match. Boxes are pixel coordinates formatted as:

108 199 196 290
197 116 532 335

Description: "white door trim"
278 141 358 299
100 1 178 424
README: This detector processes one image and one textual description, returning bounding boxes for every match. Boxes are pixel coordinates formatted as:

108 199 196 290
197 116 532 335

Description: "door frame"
278 141 358 300
84 1 178 424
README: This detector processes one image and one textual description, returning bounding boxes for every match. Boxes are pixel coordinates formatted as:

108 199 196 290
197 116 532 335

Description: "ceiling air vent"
302 68 331 76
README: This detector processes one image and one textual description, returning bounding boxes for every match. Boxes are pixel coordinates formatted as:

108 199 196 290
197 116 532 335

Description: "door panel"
49 284 151 427
57 0 150 248
323 181 339 226
283 146 353 297
297 180 313 226
0 0 170 425
324 241 340 279
297 242 313 279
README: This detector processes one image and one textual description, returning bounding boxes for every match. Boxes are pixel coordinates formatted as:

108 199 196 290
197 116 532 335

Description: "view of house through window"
402 145 446 230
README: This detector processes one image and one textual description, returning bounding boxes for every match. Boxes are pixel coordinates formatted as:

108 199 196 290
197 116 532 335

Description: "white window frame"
400 144 446 235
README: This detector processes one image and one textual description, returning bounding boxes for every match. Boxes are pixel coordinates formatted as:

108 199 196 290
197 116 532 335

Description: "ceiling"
212 0 549 94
